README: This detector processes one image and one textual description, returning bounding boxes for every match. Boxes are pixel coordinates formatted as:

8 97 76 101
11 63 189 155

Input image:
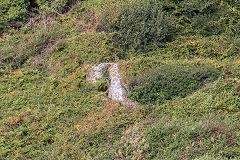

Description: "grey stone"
88 63 127 101
108 63 127 101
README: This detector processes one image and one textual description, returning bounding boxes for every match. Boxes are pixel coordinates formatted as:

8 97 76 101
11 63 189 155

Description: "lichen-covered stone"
87 63 108 83
108 63 127 101
87 63 127 101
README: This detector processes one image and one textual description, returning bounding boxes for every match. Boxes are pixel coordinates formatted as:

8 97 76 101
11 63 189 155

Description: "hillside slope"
0 0 240 159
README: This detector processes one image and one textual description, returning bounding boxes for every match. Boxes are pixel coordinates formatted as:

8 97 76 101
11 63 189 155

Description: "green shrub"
153 78 240 117
61 33 119 65
161 35 240 59
36 0 68 14
96 79 108 92
189 5 240 37
0 21 73 69
159 0 240 37
223 0 240 11
105 0 174 52
178 0 219 17
0 0 30 31
0 0 78 32
129 64 220 104
156 0 220 36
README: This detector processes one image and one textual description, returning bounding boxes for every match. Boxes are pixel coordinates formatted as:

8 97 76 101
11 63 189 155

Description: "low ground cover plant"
0 0 239 159
129 64 220 104
144 115 240 159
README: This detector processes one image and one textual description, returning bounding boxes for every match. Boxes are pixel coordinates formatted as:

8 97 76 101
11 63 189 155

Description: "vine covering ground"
0 0 239 159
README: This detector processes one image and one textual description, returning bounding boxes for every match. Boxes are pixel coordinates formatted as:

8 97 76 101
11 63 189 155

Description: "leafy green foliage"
36 0 68 14
153 78 240 118
0 0 30 31
162 35 240 59
0 22 72 69
189 6 240 37
223 0 240 11
96 79 108 92
0 0 77 32
129 64 220 104
61 33 119 64
105 0 174 52
159 0 240 37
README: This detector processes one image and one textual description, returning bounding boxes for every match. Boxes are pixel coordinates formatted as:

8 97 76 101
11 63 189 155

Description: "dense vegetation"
129 64 220 104
0 0 239 159
105 0 174 52
0 0 76 32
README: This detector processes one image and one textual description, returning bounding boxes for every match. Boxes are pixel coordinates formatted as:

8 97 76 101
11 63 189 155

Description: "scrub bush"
96 79 108 92
0 0 77 32
0 21 73 69
0 0 30 31
129 64 220 104
162 35 240 59
159 0 240 37
105 0 174 52
36 0 69 14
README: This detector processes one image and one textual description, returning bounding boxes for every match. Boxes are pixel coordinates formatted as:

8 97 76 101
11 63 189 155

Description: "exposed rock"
87 63 127 101
87 63 108 83
87 62 138 110
108 63 127 102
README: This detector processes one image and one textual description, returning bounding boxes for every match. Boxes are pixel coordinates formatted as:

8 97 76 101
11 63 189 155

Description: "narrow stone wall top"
108 63 127 102
87 63 138 111
87 63 127 101
87 63 110 83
